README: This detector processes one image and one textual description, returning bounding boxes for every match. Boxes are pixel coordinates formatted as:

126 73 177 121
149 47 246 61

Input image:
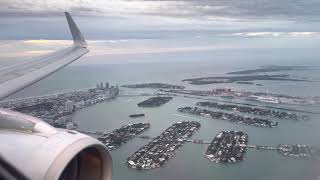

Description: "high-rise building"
65 100 74 112
105 82 109 89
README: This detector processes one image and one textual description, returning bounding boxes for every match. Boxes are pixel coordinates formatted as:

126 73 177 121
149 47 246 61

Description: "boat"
256 96 279 104
129 113 145 118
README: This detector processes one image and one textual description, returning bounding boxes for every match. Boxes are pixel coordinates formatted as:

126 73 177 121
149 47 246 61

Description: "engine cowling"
0 108 112 180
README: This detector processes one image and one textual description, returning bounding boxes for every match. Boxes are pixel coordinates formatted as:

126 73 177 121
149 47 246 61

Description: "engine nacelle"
0 108 112 180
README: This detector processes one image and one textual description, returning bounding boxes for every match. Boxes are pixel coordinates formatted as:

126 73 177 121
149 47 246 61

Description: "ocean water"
4 49 320 180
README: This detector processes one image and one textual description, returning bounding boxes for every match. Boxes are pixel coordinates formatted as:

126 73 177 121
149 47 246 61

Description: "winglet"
65 12 87 48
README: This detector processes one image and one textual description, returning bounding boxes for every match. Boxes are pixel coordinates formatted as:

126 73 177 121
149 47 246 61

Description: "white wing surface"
0 13 113 180
0 12 89 100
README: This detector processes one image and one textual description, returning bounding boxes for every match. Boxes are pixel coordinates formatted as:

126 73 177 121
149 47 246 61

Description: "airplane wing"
0 13 112 180
0 12 89 100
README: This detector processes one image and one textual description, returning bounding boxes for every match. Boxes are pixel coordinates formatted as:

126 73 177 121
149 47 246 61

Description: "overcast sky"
1 0 320 39
1 0 320 20
1 0 320 61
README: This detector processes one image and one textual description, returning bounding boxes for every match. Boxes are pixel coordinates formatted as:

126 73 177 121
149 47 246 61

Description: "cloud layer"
1 0 320 22
230 31 320 37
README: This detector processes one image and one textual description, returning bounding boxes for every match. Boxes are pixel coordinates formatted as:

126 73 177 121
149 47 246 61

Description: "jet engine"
0 108 112 180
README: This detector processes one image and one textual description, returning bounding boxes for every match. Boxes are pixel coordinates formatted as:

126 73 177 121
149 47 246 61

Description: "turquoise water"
5 49 320 180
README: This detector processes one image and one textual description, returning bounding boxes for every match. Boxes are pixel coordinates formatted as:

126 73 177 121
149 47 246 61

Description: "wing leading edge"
0 12 89 100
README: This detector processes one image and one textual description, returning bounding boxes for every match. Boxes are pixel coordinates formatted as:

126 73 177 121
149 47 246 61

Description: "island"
97 123 150 151
196 101 310 121
236 81 254 85
177 106 278 128
137 96 173 107
227 65 312 75
182 74 308 85
204 132 320 162
122 83 185 89
205 131 248 163
159 88 320 105
127 121 200 169
277 144 320 158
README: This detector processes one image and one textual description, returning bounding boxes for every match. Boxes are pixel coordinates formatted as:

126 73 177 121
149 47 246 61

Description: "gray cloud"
1 0 320 41
138 0 320 22
0 0 320 22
